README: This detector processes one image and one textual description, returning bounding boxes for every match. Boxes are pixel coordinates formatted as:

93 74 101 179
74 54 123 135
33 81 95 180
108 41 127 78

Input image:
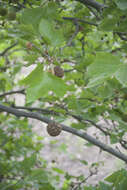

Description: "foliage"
0 0 127 189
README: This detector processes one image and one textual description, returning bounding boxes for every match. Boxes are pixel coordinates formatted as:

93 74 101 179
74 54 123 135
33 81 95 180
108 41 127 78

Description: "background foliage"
0 0 127 189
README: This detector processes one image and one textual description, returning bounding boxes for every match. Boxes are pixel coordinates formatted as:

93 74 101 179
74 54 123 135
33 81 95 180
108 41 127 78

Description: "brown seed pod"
54 66 64 78
47 122 62 136
26 42 33 50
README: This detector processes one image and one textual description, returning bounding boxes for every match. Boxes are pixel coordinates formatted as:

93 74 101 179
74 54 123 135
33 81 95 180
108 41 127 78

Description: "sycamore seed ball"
47 122 62 137
54 66 64 78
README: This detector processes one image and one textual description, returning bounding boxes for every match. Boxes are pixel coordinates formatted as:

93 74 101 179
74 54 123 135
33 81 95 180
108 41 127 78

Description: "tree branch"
0 42 18 57
70 113 109 135
85 5 100 19
12 105 109 135
23 104 125 151
63 17 98 26
0 104 127 163
75 0 106 11
0 89 25 98
67 21 80 46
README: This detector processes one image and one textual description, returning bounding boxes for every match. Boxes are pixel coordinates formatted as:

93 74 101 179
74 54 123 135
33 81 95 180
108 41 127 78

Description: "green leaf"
39 18 64 46
86 53 121 88
97 83 114 98
110 134 118 144
83 186 97 190
116 0 127 10
21 154 37 174
115 64 127 87
20 7 44 28
30 168 48 181
71 123 86 129
52 167 64 174
117 178 127 190
58 143 67 153
0 73 13 91
80 160 88 165
105 169 127 185
86 76 109 88
98 182 112 190
100 17 117 32
20 2 58 28
20 64 68 102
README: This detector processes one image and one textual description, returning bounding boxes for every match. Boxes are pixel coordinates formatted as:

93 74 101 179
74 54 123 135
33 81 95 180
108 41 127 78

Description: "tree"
0 0 127 189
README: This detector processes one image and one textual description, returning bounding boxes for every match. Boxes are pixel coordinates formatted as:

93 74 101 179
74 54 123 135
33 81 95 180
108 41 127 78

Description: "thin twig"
80 36 85 56
70 113 109 135
67 21 80 46
63 17 98 26
0 89 25 98
13 105 59 116
85 5 100 19
72 173 93 190
0 42 18 56
75 0 106 11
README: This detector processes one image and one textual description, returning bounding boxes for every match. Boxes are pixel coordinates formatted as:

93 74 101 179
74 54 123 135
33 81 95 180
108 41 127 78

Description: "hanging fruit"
47 122 62 136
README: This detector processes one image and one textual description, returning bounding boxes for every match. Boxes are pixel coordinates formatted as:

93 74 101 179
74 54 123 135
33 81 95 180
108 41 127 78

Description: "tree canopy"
0 0 127 189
